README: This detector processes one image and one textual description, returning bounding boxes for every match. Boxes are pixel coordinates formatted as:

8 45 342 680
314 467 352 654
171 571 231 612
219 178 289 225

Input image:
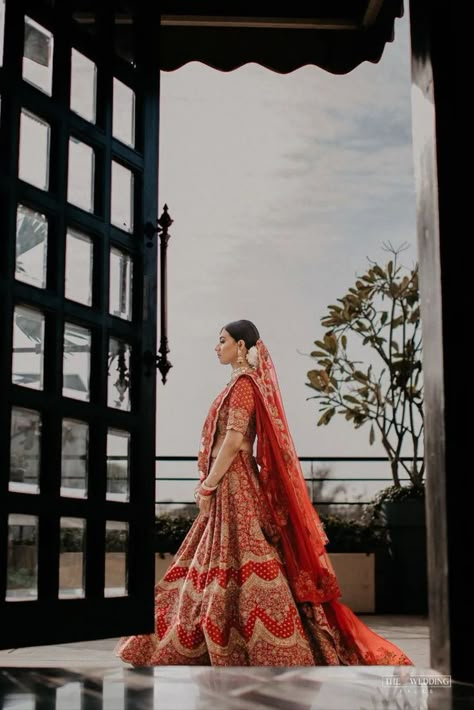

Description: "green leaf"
321 317 339 328
389 283 399 298
343 395 360 404
317 410 328 426
326 406 336 423
400 275 410 290
319 358 333 368
369 423 375 445
317 406 336 426
324 333 338 355
409 308 420 323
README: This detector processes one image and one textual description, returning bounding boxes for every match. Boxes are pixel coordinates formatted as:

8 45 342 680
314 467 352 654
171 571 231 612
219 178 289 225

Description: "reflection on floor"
0 665 470 710
0 616 470 709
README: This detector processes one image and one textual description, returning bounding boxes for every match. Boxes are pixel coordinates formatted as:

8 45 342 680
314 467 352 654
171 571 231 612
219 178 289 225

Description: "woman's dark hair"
222 320 260 349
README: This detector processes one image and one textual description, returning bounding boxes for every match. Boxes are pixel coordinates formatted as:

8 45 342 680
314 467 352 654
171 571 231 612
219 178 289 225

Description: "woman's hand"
198 492 212 517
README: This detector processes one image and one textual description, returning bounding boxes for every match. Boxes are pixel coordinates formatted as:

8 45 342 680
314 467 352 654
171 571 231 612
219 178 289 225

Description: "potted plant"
154 514 196 558
306 244 426 613
321 513 388 613
153 513 196 580
321 514 387 554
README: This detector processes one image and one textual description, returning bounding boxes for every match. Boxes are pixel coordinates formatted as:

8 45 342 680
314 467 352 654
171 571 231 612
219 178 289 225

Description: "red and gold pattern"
116 342 412 667
116 452 316 665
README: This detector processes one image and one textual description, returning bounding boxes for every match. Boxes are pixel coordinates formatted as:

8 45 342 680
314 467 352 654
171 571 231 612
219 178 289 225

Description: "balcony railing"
154 455 423 509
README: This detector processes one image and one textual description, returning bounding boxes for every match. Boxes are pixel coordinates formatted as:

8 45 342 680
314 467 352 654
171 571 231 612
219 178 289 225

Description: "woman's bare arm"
205 429 244 488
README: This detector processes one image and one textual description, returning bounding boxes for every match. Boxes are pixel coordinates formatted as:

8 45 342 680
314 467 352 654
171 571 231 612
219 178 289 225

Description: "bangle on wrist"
199 480 218 497
199 486 214 497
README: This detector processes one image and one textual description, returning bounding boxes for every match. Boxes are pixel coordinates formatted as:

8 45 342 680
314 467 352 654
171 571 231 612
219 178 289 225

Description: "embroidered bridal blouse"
216 376 257 444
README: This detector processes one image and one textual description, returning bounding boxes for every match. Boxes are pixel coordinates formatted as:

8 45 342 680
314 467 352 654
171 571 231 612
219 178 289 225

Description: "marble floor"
1 664 471 710
0 616 430 669
0 616 471 709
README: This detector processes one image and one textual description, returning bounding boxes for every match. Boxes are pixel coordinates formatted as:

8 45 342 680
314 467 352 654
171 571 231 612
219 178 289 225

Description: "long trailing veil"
250 339 412 665
250 339 341 605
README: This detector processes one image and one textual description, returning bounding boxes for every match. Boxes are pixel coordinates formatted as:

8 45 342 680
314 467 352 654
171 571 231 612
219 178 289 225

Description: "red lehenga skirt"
115 452 412 666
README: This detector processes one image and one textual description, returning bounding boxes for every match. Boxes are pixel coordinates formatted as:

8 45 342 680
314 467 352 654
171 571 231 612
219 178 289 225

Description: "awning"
71 1 404 76
158 1 404 75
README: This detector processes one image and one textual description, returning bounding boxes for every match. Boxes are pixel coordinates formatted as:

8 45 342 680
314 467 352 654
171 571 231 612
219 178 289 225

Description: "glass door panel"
0 1 159 647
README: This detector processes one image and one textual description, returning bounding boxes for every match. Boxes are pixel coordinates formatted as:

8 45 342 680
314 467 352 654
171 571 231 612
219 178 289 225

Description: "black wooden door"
0 0 159 646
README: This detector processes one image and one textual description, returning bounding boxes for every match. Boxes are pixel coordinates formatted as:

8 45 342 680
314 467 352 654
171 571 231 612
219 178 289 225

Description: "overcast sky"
155 13 416 500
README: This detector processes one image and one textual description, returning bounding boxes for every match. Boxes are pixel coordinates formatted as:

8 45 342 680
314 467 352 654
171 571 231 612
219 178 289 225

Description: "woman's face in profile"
215 329 237 366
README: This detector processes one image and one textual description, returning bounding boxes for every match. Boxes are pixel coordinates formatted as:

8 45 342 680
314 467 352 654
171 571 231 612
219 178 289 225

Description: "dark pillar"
409 0 466 682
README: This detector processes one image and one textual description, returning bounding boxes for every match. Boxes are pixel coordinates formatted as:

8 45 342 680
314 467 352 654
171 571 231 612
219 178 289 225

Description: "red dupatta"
197 340 341 606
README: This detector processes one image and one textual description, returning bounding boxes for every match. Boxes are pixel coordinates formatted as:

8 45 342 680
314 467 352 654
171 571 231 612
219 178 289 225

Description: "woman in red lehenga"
116 320 412 667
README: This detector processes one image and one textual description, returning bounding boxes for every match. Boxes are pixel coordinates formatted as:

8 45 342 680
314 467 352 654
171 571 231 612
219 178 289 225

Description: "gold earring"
237 348 244 365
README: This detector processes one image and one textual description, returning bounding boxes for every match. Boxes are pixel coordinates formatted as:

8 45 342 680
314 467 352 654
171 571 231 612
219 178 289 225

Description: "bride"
116 319 412 666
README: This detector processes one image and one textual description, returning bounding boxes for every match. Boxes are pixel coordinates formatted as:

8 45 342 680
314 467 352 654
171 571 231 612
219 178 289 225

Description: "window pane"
63 323 91 401
9 408 41 494
110 248 132 320
12 306 44 390
61 419 88 498
59 518 85 599
68 138 94 212
0 0 6 66
105 521 128 597
56 684 82 709
3 695 35 710
70 49 97 123
103 680 125 710
22 16 53 96
111 161 133 232
65 229 93 306
107 429 130 502
15 204 48 289
6 514 38 601
19 111 50 190
113 79 135 147
108 339 131 410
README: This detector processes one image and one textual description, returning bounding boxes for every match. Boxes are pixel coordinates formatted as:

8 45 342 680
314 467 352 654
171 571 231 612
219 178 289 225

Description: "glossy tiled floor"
1 664 471 710
0 617 472 709
0 616 430 669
